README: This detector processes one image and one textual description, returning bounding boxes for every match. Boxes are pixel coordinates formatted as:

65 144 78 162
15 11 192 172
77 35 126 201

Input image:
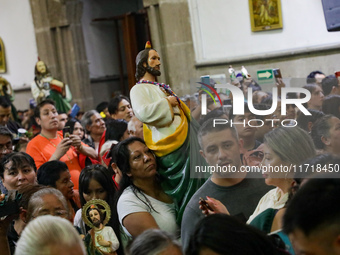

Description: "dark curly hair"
135 48 152 81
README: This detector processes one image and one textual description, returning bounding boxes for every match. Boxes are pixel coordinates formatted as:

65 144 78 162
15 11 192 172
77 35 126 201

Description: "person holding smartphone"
26 99 96 190
64 118 99 169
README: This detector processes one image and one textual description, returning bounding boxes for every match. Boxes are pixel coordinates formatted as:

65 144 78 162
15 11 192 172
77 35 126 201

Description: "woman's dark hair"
108 95 131 116
114 137 159 212
65 118 83 138
187 214 287 255
322 95 340 119
0 152 37 178
78 164 123 255
79 164 116 207
37 161 68 187
105 119 128 142
296 109 325 132
114 137 145 179
107 142 118 177
96 101 109 114
311 114 334 150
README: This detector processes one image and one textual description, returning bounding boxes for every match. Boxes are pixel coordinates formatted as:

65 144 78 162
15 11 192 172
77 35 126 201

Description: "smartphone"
69 103 80 118
273 68 282 79
199 197 214 211
63 126 71 138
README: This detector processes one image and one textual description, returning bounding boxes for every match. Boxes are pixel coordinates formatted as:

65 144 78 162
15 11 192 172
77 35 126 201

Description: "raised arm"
70 135 97 159
49 138 73 161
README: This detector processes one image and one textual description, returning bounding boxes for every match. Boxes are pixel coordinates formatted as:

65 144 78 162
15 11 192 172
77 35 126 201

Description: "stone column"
143 0 197 96
29 0 93 110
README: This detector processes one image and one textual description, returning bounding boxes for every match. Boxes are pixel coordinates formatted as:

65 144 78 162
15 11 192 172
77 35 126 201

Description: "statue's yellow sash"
143 100 191 157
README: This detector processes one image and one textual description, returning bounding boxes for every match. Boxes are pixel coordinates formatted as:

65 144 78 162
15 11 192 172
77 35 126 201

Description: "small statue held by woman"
82 199 120 255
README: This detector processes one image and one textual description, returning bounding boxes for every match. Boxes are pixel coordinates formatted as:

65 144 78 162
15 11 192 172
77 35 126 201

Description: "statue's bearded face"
89 209 102 228
145 50 161 77
36 61 47 74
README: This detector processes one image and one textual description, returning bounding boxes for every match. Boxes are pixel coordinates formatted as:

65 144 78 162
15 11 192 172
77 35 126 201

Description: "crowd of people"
0 42 340 255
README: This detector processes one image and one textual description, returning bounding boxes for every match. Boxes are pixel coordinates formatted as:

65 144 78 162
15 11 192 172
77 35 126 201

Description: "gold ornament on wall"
0 37 6 73
249 0 283 32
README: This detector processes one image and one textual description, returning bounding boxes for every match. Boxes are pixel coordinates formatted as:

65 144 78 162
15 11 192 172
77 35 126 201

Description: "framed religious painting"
249 0 283 32
0 37 6 73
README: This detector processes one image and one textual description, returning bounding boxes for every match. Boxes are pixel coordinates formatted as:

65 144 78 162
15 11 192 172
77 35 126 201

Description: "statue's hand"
167 96 178 107
97 239 110 247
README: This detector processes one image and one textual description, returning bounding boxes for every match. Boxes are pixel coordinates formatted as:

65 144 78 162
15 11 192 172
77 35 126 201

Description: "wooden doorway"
93 10 151 95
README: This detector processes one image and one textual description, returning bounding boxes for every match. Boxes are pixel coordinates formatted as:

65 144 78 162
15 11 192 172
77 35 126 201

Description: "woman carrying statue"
31 60 72 113
130 42 206 224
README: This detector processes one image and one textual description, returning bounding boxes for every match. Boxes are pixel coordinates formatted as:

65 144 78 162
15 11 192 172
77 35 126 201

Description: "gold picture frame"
249 0 283 32
0 37 6 73
82 199 111 229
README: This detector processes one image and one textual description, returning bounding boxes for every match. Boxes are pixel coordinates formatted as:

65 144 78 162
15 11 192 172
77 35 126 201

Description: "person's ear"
238 138 245 153
321 135 331 146
20 208 28 224
111 162 118 174
111 162 117 169
307 121 313 133
35 117 41 126
199 149 206 160
143 62 147 68
331 86 337 95
86 124 91 133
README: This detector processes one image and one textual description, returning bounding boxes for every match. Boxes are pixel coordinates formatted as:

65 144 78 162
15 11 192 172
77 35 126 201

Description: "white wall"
189 0 340 64
0 0 38 89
